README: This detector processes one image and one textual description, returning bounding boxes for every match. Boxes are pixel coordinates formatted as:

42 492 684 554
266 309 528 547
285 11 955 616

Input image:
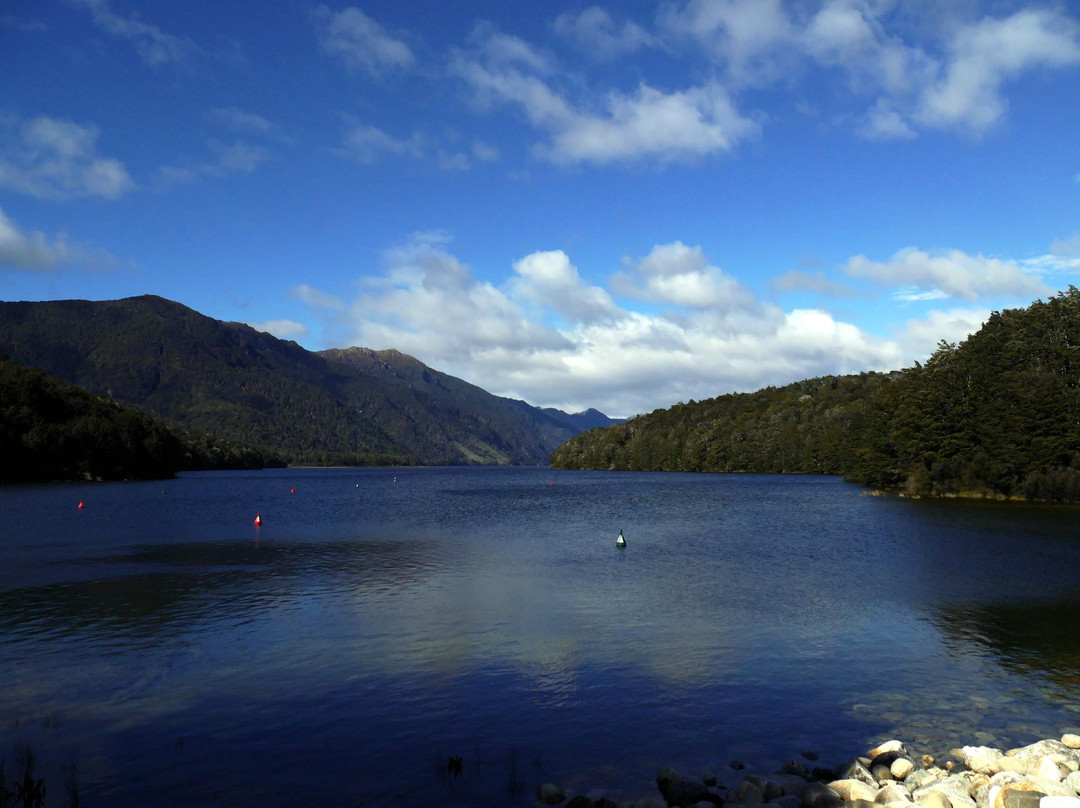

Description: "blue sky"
2 0 1079 417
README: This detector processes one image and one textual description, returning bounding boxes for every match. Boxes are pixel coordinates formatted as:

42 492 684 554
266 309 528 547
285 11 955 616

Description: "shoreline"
534 734 1080 808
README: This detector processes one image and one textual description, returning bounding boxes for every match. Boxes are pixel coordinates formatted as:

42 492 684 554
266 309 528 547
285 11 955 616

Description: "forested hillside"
0 354 272 483
550 371 898 474
552 288 1080 503
0 295 615 467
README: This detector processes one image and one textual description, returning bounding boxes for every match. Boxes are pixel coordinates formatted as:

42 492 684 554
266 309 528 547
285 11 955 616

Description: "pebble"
541 734 1080 808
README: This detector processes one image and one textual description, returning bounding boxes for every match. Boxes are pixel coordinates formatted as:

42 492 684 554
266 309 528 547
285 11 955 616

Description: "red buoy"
290 488 295 494
254 512 262 526
77 500 84 509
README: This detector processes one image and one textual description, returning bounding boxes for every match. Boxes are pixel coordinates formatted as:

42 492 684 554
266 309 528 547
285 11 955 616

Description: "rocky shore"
533 734 1080 808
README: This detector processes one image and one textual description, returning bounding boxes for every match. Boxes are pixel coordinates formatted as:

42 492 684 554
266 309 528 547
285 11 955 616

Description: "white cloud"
843 246 1051 301
207 108 290 144
0 115 136 200
435 139 500 172
337 238 570 363
290 284 346 311
509 250 619 323
293 237 925 416
335 117 424 163
661 0 797 86
157 139 272 187
471 140 499 162
615 241 757 311
247 319 309 340
0 208 114 271
657 1 1079 140
916 8 1080 133
896 307 989 359
468 23 554 74
453 31 758 165
1049 235 1080 257
313 5 414 77
553 6 655 60
859 99 917 140
68 0 200 67
1019 253 1080 275
542 81 759 165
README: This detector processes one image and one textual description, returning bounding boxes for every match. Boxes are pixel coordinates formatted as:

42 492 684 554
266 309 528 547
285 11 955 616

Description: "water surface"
1 468 1078 806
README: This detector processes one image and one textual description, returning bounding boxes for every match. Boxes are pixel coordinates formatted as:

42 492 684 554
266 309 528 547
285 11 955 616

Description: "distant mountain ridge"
0 295 618 466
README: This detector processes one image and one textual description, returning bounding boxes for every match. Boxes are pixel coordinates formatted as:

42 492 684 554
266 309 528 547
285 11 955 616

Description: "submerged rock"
565 796 595 808
655 765 715 807
536 782 566 805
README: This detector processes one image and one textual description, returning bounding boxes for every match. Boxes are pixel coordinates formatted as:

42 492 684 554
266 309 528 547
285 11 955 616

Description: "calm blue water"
1 468 1078 806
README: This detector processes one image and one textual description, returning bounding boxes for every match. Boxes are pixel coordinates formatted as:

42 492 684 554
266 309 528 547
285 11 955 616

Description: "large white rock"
961 748 1005 775
981 775 1026 808
1036 758 1065 783
908 771 944 790
919 791 954 808
876 784 913 804
1023 777 1078 798
893 760 916 780
914 774 977 808
829 780 878 802
1007 742 1079 774
1040 797 1080 808
870 743 908 759
999 759 1034 776
1064 771 1080 793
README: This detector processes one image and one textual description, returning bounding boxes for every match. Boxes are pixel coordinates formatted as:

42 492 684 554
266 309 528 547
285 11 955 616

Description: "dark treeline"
0 354 277 483
551 288 1080 503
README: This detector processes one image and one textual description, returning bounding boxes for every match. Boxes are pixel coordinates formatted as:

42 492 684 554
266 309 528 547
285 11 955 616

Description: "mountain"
0 352 273 483
551 288 1080 503
0 295 617 466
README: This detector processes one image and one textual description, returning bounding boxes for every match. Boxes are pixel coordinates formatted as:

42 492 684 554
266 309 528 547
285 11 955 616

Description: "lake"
1 467 1078 806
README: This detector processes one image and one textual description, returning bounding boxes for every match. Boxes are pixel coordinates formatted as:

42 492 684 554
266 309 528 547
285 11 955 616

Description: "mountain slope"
552 288 1080 503
0 295 616 466
0 353 272 482
319 346 612 464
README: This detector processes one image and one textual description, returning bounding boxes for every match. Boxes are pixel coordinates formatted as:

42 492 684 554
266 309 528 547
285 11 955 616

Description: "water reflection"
0 538 446 646
931 597 1080 703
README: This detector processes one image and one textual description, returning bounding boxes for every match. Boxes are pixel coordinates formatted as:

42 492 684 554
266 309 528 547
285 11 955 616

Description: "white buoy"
616 529 626 548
